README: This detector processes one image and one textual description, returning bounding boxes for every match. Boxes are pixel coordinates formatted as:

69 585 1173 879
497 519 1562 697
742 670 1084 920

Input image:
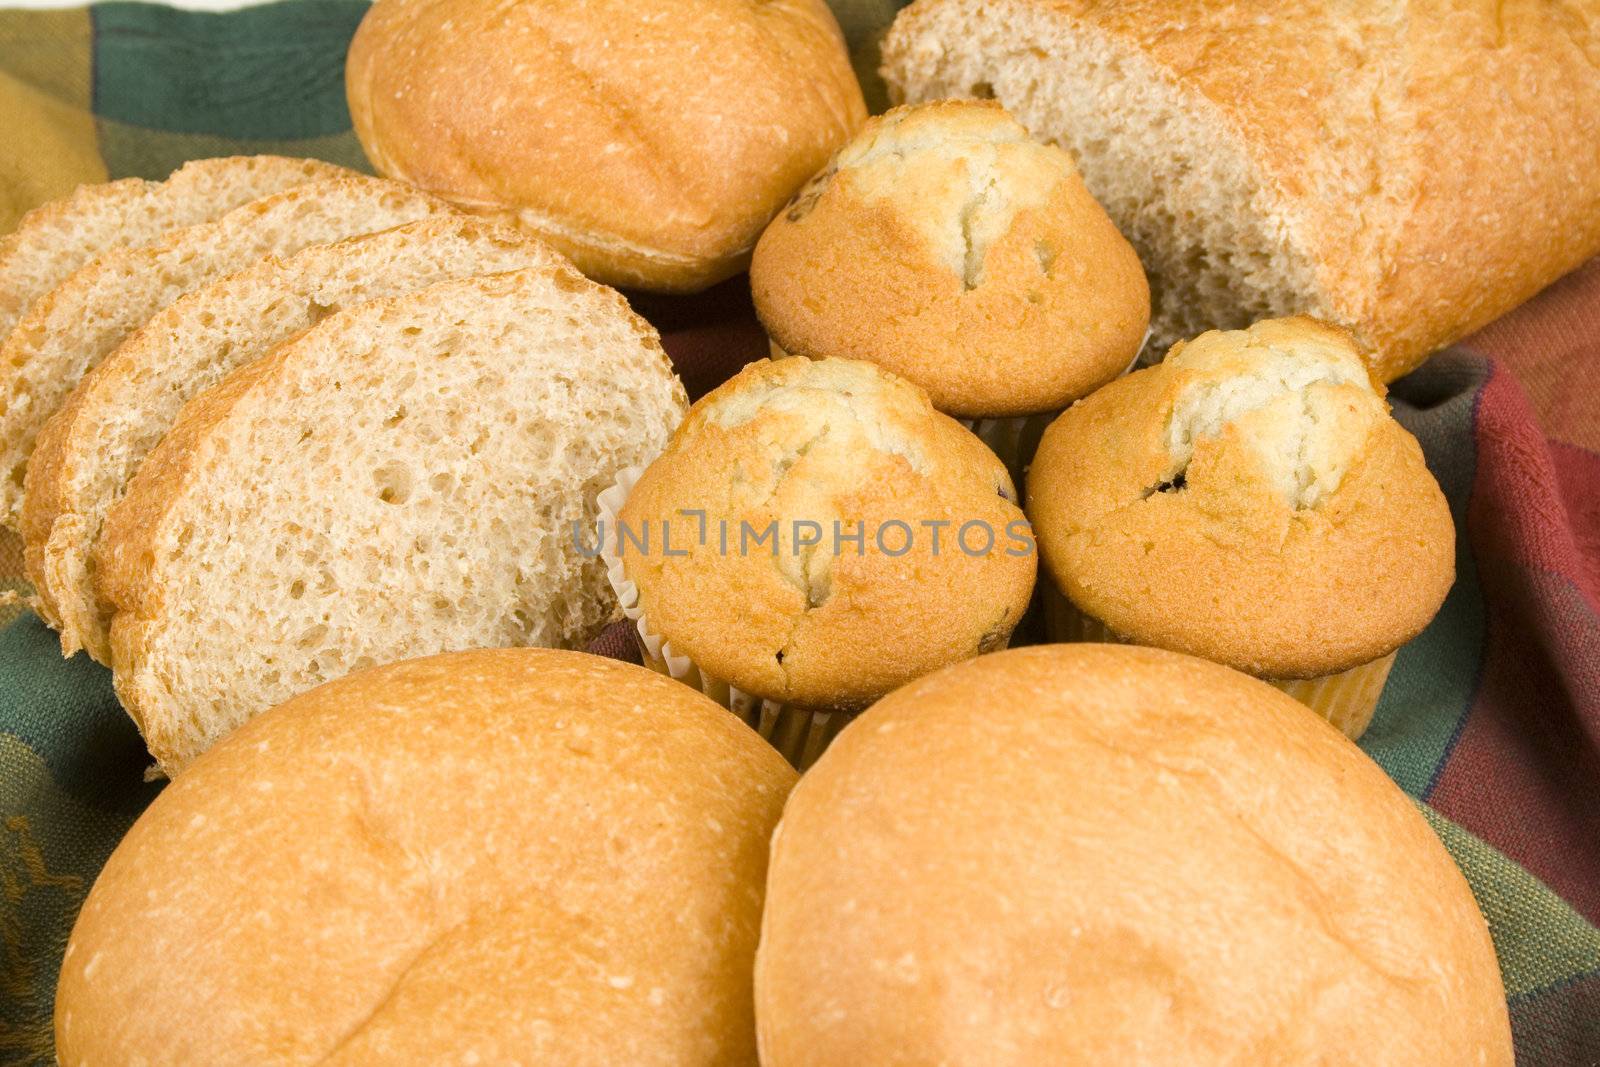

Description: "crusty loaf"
0 156 347 344
24 216 566 665
98 269 687 773
0 174 449 528
58 648 795 1064
757 644 1511 1065
345 0 867 292
881 0 1600 381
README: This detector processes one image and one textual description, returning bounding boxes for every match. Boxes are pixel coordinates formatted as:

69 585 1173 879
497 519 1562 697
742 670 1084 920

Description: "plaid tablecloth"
1 3 1597 1063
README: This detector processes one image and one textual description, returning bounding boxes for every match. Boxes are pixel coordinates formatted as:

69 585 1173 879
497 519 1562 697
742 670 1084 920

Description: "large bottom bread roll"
881 0 1600 382
96 266 687 773
56 648 796 1065
757 645 1512 1065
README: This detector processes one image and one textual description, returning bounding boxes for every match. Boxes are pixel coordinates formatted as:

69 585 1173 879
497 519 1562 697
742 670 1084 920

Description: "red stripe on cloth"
1427 363 1600 923
1464 256 1600 451
584 618 643 665
1468 366 1600 613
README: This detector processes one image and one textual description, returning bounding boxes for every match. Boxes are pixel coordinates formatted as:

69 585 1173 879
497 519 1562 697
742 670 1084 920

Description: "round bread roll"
55 649 796 1066
756 644 1512 1066
750 100 1150 417
345 0 866 293
617 356 1036 711
1027 316 1454 679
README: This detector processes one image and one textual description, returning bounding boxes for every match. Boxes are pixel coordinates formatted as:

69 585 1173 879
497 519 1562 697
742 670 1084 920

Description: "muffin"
750 100 1149 419
56 648 796 1064
1026 316 1455 738
756 645 1511 1065
605 356 1035 765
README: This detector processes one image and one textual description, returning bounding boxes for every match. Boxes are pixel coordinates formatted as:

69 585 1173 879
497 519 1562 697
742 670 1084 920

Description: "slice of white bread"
97 268 688 773
0 174 451 526
0 156 349 343
880 0 1600 381
23 216 567 664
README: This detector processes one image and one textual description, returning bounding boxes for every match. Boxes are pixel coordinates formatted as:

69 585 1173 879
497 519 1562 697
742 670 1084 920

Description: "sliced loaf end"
0 156 349 344
0 174 446 530
100 266 685 772
24 216 565 664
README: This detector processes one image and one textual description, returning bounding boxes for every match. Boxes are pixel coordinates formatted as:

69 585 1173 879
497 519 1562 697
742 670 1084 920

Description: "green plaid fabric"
1 3 1597 1063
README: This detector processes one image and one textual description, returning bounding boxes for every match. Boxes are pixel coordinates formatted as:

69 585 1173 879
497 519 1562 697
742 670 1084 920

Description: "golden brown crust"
1027 317 1454 678
345 0 867 292
757 644 1512 1066
751 101 1148 416
883 0 1600 382
57 647 796 1065
619 356 1035 709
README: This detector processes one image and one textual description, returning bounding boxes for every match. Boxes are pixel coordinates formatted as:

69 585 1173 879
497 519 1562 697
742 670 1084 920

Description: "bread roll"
57 648 797 1065
1026 316 1454 681
346 0 867 292
882 0 1600 381
751 100 1148 417
98 268 687 773
756 644 1512 1066
0 155 347 346
617 356 1035 712
24 215 565 665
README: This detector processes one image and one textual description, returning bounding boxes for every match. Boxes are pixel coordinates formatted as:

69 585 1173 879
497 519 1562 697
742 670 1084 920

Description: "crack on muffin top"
787 101 1076 289
1161 325 1384 510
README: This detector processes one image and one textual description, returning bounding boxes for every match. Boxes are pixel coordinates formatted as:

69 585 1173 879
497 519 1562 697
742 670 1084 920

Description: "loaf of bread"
24 216 565 665
0 155 347 345
97 268 687 773
0 175 449 526
882 0 1600 381
58 648 795 1064
345 0 867 292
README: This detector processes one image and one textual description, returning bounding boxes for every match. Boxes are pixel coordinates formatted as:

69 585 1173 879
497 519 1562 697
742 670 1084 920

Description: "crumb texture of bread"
346 0 867 291
619 356 1034 709
0 156 347 346
881 0 1600 380
0 174 448 527
98 269 686 773
751 100 1148 417
756 644 1513 1066
23 216 565 664
1026 317 1454 678
57 648 795 1065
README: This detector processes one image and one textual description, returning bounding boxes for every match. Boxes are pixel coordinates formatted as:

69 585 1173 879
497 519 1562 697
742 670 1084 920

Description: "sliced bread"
23 216 566 663
97 267 687 773
0 174 451 526
0 156 348 344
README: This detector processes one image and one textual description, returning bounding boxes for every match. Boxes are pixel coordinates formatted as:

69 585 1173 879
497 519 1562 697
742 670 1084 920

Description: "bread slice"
22 216 566 663
0 174 450 527
97 268 687 773
0 156 348 343
880 0 1600 381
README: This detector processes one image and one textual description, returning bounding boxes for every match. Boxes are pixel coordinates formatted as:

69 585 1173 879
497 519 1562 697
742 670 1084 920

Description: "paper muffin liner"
1041 583 1393 741
597 465 854 770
